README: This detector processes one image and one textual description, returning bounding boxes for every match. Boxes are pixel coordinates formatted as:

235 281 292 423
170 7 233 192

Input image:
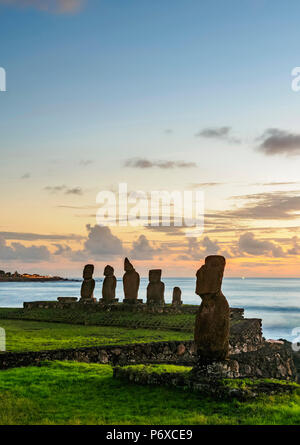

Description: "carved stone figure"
101 265 117 303
80 264 96 302
146 269 165 305
194 255 230 363
123 258 141 303
172 286 182 305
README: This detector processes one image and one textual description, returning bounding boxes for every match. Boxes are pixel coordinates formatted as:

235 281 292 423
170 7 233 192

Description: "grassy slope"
0 307 195 331
0 361 299 425
0 319 192 352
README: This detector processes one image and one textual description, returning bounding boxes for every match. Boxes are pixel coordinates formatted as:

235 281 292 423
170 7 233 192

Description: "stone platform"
23 298 245 318
99 298 119 305
123 299 143 304
113 363 298 400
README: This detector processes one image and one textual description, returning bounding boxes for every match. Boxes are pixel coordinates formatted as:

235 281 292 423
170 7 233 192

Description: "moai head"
149 269 161 283
173 287 182 299
104 265 114 277
124 257 134 272
83 264 94 280
196 255 225 296
172 287 182 305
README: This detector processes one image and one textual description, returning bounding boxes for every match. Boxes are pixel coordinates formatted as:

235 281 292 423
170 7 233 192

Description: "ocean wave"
236 305 300 313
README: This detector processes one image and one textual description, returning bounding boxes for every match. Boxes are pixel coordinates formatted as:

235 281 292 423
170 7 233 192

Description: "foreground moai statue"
100 265 118 303
123 258 142 303
194 255 230 363
146 269 165 305
80 264 96 302
172 286 182 306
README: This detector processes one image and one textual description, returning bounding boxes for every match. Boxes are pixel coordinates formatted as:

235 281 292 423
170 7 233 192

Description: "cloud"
196 126 240 143
238 232 285 257
145 225 185 237
201 236 220 255
51 226 164 262
253 181 300 186
0 236 50 262
124 158 197 169
209 191 300 221
44 185 66 193
0 231 83 241
177 236 221 261
83 224 124 258
129 234 162 260
21 173 30 179
57 205 95 209
65 187 83 196
53 243 72 256
190 182 224 188
44 185 83 195
0 0 86 14
258 129 300 156
287 236 300 255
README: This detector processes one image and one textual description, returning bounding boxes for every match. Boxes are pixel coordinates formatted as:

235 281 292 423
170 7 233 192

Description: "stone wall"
229 319 263 354
278 339 300 381
0 336 297 381
0 341 195 370
0 315 265 371
231 342 297 380
0 317 267 372
114 364 298 400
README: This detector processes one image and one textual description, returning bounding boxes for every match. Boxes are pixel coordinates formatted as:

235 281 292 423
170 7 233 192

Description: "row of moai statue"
80 258 183 306
81 254 230 365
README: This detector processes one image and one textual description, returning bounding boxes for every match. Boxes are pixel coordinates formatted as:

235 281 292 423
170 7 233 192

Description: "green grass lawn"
0 318 192 352
0 307 196 331
0 361 299 425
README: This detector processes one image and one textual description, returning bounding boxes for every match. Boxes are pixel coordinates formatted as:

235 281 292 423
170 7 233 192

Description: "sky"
1 0 300 277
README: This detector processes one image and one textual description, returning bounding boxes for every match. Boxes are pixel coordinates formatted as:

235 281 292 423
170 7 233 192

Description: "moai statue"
123 258 142 304
172 286 182 306
80 264 96 303
100 265 118 304
146 269 165 305
194 255 230 363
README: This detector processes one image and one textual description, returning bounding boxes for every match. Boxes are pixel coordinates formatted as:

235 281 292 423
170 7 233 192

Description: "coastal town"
0 270 68 282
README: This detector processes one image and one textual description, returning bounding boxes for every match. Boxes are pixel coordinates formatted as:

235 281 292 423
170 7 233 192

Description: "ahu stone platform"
23 298 245 318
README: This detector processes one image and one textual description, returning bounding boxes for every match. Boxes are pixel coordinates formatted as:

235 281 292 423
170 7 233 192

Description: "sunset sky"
1 0 300 277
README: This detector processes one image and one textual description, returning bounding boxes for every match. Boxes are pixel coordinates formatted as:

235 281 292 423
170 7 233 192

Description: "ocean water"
0 278 299 341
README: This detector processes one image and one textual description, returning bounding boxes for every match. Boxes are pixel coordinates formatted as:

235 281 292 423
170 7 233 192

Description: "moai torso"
123 258 140 300
80 264 96 301
194 255 230 363
172 286 182 305
147 269 165 305
102 265 117 301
